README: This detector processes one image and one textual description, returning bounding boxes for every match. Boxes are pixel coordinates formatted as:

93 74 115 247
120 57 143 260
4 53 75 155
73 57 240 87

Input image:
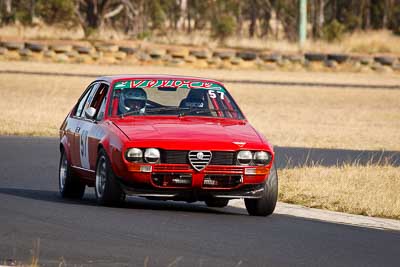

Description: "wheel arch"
97 133 125 178
59 136 72 164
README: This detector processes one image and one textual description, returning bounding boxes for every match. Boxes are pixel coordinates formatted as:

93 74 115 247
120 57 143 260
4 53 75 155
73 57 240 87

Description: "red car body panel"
59 75 275 200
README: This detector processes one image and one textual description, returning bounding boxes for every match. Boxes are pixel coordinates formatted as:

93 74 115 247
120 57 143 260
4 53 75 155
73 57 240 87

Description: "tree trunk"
2 0 13 24
30 0 35 23
318 0 324 34
180 0 187 31
76 0 111 36
187 0 191 33
249 0 257 38
383 0 393 28
236 0 243 37
364 0 371 29
312 0 325 38
86 0 100 29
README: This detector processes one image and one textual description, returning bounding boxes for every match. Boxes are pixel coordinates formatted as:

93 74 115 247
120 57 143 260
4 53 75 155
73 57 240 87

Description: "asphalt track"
0 136 399 267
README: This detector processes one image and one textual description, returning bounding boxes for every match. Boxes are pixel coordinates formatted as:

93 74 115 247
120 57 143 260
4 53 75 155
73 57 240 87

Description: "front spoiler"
118 180 265 201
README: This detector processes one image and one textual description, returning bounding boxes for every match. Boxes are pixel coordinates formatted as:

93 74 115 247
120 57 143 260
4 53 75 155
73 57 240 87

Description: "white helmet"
119 88 147 113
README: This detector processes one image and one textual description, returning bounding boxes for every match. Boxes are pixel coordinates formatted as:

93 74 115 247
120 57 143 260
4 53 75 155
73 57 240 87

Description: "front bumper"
119 181 265 200
117 163 270 201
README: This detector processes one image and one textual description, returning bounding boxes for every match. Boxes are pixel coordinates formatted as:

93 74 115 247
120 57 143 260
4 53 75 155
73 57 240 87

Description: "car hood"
111 116 270 151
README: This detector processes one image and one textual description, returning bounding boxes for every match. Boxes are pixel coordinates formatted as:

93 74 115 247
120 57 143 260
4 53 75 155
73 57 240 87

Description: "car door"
68 83 99 168
75 82 110 173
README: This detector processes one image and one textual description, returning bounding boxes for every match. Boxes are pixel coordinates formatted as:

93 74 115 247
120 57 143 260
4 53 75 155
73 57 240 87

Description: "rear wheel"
59 149 85 199
95 149 125 206
245 163 278 216
205 198 229 208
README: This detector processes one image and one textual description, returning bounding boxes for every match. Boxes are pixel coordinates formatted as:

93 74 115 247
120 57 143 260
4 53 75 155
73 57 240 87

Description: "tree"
36 0 76 25
312 0 325 38
1 0 13 24
75 0 124 36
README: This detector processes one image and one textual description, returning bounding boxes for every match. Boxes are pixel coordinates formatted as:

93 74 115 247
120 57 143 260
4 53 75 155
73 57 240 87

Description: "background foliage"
0 0 399 41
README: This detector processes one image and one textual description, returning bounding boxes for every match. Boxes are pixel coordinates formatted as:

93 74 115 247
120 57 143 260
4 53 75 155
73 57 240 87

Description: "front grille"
162 150 234 165
210 151 235 165
189 151 212 171
162 150 188 164
203 175 243 188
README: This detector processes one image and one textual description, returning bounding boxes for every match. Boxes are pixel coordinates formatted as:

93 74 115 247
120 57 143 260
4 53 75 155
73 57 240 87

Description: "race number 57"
208 90 224 99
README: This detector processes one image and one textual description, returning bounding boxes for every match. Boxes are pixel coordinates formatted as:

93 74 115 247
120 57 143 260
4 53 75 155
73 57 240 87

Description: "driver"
119 88 147 115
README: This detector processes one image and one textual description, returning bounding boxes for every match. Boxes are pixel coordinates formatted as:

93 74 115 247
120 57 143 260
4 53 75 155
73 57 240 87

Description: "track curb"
228 200 400 231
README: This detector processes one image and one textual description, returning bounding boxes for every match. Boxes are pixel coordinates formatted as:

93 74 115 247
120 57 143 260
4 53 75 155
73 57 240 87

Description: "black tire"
25 42 46 52
1 41 24 50
374 56 396 66
119 46 137 55
190 50 209 59
304 52 327 62
236 51 257 61
95 149 125 206
212 51 235 60
205 198 229 208
260 53 282 62
245 163 278 216
73 45 92 54
59 149 85 199
327 53 349 64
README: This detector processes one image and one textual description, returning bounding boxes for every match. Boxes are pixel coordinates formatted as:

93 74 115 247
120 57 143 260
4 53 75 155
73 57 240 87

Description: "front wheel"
59 149 85 199
95 149 125 206
244 163 278 216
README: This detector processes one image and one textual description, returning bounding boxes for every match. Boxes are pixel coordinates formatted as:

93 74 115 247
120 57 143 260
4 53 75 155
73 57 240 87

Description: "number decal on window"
208 90 224 99
208 90 216 98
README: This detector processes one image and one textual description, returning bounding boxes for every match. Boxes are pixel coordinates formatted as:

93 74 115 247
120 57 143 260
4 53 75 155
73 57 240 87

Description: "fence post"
299 0 307 48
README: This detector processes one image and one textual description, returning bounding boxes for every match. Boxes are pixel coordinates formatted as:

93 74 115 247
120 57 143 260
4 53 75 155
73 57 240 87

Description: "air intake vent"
188 151 212 171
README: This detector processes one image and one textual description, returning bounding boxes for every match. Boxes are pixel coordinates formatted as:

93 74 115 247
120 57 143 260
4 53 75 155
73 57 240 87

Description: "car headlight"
144 148 160 163
237 150 253 165
253 151 270 165
126 148 143 162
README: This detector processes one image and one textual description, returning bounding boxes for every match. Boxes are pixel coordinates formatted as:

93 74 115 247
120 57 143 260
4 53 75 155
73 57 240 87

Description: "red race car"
59 75 277 216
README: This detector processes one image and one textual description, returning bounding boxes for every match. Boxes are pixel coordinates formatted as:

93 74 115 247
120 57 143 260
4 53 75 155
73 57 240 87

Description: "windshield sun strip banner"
113 79 223 90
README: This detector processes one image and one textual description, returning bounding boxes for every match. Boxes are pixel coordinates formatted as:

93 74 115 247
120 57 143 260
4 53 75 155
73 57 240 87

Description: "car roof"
95 74 225 86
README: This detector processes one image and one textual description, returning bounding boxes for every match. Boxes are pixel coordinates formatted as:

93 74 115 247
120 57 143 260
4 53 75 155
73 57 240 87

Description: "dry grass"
2 61 400 87
279 164 400 219
228 83 400 150
0 61 399 150
2 24 400 55
153 30 400 55
0 74 90 136
0 24 124 41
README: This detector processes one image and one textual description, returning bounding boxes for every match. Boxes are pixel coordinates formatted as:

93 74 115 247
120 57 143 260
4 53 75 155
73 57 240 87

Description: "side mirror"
85 107 96 120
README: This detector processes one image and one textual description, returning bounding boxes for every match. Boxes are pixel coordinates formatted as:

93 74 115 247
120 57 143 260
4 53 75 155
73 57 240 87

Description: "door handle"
75 127 81 133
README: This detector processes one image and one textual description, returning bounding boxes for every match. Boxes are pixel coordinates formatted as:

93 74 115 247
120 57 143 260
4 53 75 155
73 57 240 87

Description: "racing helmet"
180 89 208 109
119 88 147 113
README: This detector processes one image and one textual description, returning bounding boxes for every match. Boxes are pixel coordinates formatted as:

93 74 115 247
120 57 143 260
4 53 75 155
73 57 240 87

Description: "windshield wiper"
120 108 143 118
178 108 238 117
145 106 181 114
121 106 181 117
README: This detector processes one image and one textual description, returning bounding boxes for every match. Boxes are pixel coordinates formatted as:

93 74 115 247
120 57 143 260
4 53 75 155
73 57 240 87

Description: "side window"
75 84 96 117
82 84 100 117
93 84 109 121
96 96 107 121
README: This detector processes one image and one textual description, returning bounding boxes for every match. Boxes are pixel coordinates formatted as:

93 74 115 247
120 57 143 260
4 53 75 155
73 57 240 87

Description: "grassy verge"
2 25 400 55
0 65 400 150
279 164 400 219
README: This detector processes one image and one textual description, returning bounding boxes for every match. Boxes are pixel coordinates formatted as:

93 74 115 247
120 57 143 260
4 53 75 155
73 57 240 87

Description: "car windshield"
110 79 244 119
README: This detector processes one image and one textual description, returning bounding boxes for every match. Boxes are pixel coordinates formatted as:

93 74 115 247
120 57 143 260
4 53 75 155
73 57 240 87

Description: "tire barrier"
0 40 399 73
